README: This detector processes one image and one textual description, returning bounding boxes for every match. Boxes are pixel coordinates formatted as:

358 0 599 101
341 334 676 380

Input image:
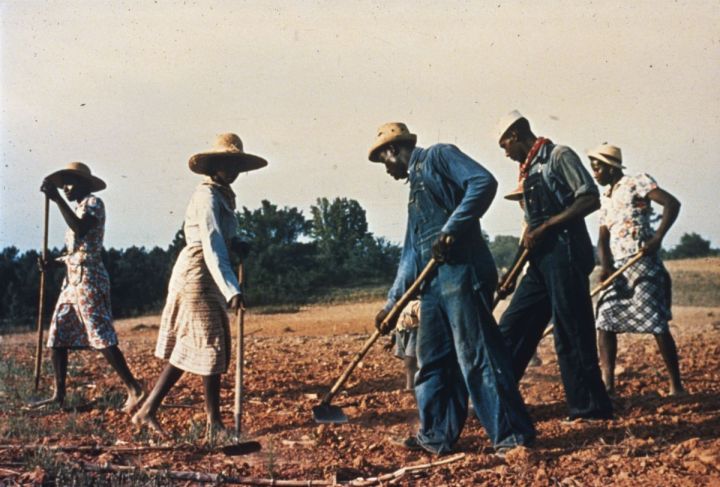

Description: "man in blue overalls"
495 111 613 421
369 122 535 455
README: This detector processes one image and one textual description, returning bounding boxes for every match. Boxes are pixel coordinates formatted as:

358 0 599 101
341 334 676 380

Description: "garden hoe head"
312 401 348 424
311 258 439 424
221 439 262 456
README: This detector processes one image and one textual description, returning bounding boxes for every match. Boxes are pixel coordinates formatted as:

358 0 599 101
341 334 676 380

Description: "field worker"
589 143 685 397
132 133 265 441
33 163 144 412
391 299 420 391
495 111 613 421
369 122 535 455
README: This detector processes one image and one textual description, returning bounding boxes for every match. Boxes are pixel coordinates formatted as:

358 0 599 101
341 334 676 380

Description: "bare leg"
132 364 183 438
29 348 68 408
203 374 228 441
99 345 145 412
597 330 617 396
654 332 685 396
404 356 418 391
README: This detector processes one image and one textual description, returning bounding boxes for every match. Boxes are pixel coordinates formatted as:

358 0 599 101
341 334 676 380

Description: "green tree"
666 232 717 259
310 197 370 267
237 200 310 248
489 235 522 270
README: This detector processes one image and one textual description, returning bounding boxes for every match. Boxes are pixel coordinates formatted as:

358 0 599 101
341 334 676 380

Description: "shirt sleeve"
78 196 104 220
384 221 418 312
550 146 599 198
434 145 498 236
192 187 242 303
633 173 658 198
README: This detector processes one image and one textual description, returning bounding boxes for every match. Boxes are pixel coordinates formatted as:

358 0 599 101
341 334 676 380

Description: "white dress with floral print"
598 173 657 263
47 195 118 349
596 174 672 334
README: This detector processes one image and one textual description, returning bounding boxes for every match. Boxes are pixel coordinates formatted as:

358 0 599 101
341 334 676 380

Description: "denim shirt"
524 143 598 219
183 178 241 302
523 143 597 273
384 144 498 310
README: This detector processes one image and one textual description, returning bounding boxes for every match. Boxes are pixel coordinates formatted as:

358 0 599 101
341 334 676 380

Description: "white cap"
494 110 525 142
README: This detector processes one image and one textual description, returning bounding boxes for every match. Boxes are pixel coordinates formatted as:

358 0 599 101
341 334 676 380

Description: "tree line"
1 197 400 330
1 195 717 331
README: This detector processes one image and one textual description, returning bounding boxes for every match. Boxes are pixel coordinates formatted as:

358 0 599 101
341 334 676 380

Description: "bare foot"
205 421 235 445
669 387 687 397
28 394 64 410
122 388 146 414
132 409 169 440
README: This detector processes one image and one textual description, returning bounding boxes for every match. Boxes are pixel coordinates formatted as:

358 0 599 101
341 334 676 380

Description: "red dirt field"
1 265 720 485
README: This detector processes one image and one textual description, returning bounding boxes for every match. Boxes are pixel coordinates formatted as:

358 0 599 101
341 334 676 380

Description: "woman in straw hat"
132 133 266 440
589 143 684 397
33 163 145 412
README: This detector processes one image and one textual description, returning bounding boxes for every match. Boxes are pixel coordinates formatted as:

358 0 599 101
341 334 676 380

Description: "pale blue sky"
2 0 719 251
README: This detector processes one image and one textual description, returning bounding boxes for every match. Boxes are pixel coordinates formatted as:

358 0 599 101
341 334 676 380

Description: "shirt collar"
530 141 553 168
202 177 236 209
408 146 424 171
604 174 628 197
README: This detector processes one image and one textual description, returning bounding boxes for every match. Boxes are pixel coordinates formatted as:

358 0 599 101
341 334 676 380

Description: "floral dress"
595 174 672 334
46 195 118 349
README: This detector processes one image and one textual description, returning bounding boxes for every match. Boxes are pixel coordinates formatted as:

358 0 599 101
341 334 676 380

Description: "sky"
2 0 719 252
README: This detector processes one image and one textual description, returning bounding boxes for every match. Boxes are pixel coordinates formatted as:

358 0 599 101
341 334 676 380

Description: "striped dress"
155 179 241 375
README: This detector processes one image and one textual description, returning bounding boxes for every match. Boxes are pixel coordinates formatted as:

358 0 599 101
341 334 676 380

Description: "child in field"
392 299 420 391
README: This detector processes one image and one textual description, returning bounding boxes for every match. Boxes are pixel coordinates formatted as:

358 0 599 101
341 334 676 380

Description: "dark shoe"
390 435 425 452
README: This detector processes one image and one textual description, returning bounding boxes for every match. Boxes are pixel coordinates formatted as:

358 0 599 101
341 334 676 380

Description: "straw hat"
46 162 106 192
503 182 525 201
368 122 417 162
494 110 525 142
189 133 268 175
587 143 625 169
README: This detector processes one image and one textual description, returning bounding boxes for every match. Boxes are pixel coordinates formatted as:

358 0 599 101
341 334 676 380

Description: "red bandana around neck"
518 137 551 181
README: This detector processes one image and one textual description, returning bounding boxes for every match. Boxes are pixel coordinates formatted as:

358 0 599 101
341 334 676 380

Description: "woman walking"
132 133 266 441
34 162 144 412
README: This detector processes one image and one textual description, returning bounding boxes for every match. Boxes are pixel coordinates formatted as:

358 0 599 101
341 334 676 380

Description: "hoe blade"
312 403 348 424
221 440 262 456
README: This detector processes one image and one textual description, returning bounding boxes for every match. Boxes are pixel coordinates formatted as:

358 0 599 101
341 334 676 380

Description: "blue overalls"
498 153 613 420
394 145 536 453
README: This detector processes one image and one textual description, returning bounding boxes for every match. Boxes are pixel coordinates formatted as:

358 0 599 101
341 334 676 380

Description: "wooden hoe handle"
33 196 50 391
320 258 439 405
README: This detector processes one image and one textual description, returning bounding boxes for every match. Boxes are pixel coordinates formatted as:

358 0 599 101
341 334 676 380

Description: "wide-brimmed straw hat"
368 122 417 162
503 182 525 201
494 110 526 142
46 162 106 192
587 143 625 169
189 133 268 175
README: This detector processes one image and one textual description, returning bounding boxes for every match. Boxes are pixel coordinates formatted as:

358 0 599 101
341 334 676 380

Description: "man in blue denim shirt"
495 111 613 421
368 122 535 455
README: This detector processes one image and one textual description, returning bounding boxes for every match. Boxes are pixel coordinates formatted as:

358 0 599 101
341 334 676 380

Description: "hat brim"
189 152 268 175
46 169 107 192
368 133 417 162
504 190 524 201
